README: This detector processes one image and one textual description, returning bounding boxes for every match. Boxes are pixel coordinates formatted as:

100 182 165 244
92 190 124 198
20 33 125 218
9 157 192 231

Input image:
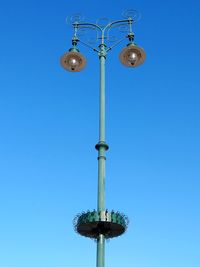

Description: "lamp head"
119 43 146 67
60 47 86 72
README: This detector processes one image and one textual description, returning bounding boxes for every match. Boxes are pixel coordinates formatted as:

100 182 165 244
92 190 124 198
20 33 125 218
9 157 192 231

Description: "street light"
119 43 146 67
60 38 86 72
61 13 145 267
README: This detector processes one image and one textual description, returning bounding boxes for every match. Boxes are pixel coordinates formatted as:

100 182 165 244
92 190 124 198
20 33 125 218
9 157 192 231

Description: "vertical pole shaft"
98 50 106 211
99 50 106 143
96 44 107 267
97 234 105 267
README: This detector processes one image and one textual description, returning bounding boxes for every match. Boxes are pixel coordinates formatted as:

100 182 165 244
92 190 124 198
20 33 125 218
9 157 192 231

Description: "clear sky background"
0 0 199 267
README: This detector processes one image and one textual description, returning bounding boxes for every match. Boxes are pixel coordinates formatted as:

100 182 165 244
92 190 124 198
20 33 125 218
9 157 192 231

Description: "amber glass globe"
61 49 86 72
119 44 146 67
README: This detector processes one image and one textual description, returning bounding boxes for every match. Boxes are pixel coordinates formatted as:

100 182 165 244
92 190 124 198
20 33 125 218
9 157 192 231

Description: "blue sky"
0 0 200 267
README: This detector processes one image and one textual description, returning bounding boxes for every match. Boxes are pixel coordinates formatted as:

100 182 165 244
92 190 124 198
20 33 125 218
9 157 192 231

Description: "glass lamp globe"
119 44 146 67
68 57 79 69
61 49 86 72
127 51 139 65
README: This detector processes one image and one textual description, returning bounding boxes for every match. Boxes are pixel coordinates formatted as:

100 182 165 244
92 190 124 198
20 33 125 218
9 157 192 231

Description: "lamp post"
61 13 145 267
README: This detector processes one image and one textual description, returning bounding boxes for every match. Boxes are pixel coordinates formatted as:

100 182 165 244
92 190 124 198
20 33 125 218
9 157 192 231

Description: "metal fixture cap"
119 43 146 67
60 48 86 72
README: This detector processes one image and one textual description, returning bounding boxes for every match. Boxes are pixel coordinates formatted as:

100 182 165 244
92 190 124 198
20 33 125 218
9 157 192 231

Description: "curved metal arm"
73 22 103 33
71 22 102 53
71 18 134 50
103 18 133 32
101 18 133 44
73 18 133 33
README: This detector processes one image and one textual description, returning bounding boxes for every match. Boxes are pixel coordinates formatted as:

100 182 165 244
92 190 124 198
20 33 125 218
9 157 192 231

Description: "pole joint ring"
97 156 106 160
95 142 109 151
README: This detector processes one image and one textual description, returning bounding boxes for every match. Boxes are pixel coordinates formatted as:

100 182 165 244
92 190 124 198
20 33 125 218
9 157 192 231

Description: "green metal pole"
98 45 106 211
97 234 105 267
96 44 107 267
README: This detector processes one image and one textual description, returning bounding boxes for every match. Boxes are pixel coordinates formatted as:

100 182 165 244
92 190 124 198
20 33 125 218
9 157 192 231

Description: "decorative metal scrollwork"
66 13 85 24
122 9 141 22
